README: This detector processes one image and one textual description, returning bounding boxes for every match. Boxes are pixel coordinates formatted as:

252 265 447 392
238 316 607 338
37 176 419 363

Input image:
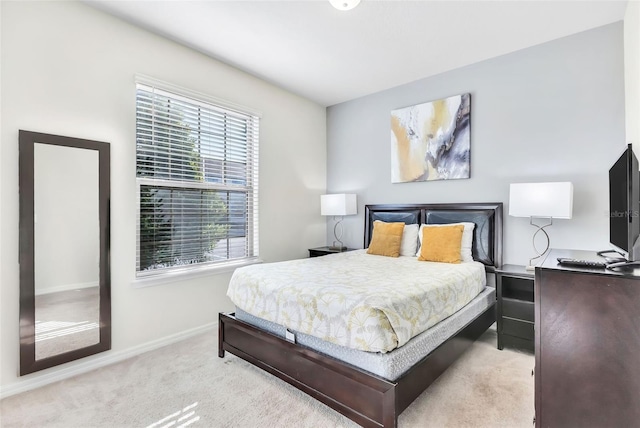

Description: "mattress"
236 286 495 381
227 250 486 353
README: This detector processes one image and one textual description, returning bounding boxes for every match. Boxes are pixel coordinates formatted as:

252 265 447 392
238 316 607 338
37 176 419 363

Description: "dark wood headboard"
364 202 503 271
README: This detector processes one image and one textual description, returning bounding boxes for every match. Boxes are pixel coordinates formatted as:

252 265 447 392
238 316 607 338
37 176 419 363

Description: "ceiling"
87 0 628 107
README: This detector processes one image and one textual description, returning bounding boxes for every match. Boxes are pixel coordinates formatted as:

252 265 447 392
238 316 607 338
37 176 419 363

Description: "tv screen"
609 144 640 261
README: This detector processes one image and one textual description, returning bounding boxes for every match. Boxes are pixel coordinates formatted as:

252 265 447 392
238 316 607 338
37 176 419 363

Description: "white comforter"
227 250 486 353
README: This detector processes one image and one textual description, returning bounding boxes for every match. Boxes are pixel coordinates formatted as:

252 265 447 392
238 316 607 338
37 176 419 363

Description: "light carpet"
0 326 534 427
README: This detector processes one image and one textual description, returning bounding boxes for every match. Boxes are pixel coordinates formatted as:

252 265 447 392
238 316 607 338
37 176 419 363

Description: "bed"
219 202 503 427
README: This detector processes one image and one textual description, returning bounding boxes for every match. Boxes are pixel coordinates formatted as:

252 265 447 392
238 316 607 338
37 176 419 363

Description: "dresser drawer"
503 298 534 322
502 318 534 340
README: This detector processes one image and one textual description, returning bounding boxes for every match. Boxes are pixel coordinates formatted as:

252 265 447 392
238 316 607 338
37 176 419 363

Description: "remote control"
557 257 607 269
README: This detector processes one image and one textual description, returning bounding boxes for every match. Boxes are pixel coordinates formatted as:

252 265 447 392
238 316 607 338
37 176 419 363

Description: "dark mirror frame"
19 130 111 375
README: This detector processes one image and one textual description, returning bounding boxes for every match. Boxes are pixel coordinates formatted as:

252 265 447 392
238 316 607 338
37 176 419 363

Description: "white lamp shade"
509 182 573 219
321 194 357 216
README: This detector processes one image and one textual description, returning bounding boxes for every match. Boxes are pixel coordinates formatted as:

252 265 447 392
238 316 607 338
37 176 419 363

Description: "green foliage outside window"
137 96 230 272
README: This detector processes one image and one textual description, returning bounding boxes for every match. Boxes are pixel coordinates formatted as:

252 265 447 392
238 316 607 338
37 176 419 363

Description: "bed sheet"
227 250 486 353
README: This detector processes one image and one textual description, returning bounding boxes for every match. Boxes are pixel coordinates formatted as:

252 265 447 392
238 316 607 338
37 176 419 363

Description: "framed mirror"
19 130 111 375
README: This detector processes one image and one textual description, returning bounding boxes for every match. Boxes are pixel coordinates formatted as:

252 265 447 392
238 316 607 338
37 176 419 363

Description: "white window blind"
135 82 259 277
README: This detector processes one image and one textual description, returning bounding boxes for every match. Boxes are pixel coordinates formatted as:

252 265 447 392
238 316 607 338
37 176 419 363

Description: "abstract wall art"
391 93 470 183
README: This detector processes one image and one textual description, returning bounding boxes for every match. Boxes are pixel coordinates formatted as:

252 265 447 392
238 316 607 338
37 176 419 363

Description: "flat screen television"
606 144 640 266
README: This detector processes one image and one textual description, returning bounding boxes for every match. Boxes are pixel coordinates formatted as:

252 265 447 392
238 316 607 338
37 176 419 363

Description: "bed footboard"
219 312 398 428
218 301 496 428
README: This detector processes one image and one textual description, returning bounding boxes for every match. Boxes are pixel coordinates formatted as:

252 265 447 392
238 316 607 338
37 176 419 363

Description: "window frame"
134 75 260 282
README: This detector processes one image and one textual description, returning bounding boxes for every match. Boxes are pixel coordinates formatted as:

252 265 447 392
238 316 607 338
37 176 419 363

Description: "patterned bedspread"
227 250 486 353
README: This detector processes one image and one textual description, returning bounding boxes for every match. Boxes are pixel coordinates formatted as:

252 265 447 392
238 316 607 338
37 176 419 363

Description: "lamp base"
526 217 552 273
329 245 348 251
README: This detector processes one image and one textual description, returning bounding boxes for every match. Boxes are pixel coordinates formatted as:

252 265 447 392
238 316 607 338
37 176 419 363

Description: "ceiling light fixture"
329 0 361 11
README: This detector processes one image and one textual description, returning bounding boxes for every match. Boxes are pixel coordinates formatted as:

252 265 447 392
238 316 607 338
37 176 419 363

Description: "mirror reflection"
33 143 100 360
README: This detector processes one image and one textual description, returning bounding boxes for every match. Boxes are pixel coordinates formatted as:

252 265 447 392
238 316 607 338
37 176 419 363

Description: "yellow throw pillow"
367 221 405 257
418 224 464 263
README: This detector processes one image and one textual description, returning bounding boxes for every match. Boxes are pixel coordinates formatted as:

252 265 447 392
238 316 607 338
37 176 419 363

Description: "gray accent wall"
327 23 625 266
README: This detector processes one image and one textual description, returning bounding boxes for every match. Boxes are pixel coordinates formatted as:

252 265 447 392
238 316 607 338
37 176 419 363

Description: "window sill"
131 258 262 288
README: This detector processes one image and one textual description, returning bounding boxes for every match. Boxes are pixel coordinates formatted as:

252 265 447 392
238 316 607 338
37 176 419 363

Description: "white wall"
625 0 640 146
0 3 3 380
0 1 326 394
327 23 626 266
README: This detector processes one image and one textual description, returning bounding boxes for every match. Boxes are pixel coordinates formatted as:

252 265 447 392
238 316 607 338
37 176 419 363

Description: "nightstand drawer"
501 276 534 301
502 334 534 353
309 249 328 257
502 318 534 340
308 247 355 257
503 298 534 322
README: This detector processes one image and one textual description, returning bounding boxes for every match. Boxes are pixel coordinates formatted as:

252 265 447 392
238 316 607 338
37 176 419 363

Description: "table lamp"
509 182 573 270
321 194 357 250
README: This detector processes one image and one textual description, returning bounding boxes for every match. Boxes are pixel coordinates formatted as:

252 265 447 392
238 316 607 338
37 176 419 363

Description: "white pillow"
400 223 419 256
416 222 475 262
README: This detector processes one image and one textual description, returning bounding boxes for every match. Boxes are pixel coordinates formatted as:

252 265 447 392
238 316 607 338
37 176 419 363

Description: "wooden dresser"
535 249 640 427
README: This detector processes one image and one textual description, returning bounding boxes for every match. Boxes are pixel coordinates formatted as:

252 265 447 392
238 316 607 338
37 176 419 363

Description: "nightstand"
496 264 534 353
308 246 355 257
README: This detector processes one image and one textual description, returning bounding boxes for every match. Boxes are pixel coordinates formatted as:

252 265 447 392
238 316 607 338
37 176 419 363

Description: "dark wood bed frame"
219 202 503 427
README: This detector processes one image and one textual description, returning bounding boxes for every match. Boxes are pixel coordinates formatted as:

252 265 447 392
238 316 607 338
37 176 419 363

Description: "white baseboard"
0 322 217 399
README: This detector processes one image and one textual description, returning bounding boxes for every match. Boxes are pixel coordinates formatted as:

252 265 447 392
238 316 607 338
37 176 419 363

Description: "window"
135 80 259 277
